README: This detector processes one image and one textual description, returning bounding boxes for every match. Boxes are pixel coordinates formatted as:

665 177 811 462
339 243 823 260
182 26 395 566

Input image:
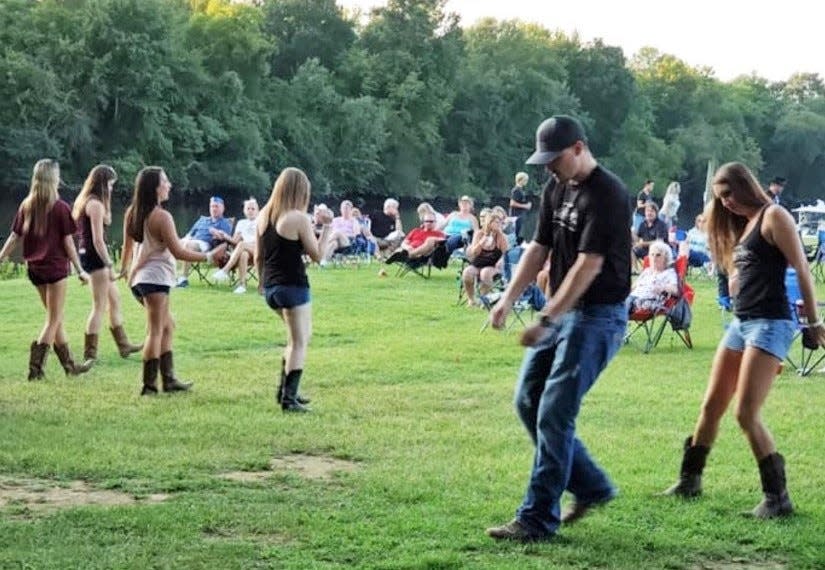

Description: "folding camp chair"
807 229 825 283
625 254 694 353
479 245 545 332
190 217 235 286
393 241 449 279
784 267 825 376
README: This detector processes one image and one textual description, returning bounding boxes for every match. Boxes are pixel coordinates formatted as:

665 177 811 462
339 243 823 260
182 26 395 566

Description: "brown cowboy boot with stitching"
53 343 92 376
159 351 192 392
28 341 50 381
110 325 142 358
84 333 98 363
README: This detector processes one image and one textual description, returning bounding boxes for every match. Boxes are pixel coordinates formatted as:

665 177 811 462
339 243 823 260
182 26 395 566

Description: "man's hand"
489 298 512 330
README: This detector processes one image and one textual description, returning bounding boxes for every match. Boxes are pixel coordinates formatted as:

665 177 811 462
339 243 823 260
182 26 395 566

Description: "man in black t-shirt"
369 198 404 258
509 171 532 241
634 202 669 263
487 115 631 543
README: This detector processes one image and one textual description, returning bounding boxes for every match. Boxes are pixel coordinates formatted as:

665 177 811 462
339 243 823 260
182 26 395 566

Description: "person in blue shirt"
176 196 233 287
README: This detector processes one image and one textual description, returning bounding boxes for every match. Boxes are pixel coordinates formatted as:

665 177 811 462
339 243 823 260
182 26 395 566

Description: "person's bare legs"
142 293 170 360
478 266 499 295
692 345 742 447
86 269 109 334
734 347 781 459
35 279 68 345
236 246 252 286
462 265 479 306
281 303 312 373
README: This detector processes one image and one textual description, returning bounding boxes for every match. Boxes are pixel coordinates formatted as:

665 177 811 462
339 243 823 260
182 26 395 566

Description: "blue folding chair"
784 267 825 376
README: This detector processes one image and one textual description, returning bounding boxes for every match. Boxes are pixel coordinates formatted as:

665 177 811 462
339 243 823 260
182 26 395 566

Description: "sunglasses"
423 219 435 223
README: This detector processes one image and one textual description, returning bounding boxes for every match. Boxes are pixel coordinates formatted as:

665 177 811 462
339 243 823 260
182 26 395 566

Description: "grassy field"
1 262 824 569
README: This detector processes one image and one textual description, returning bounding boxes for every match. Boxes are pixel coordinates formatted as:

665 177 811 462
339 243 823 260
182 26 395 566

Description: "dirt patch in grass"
220 453 360 482
690 559 786 570
0 477 169 515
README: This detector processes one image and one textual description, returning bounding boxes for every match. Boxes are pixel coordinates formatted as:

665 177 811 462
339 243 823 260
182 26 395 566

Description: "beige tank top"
130 216 176 287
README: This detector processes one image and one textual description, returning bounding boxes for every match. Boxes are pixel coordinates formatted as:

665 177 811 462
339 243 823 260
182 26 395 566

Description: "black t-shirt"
510 186 528 218
635 190 655 216
636 217 668 243
370 210 397 239
534 165 631 305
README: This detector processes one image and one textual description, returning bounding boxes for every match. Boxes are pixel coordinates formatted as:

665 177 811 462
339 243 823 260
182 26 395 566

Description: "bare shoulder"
764 204 795 230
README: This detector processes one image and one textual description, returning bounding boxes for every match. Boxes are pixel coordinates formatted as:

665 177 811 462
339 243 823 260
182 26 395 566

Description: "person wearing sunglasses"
384 210 446 264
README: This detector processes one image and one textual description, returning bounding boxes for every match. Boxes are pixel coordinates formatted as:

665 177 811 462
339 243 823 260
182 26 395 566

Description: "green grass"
1 264 824 569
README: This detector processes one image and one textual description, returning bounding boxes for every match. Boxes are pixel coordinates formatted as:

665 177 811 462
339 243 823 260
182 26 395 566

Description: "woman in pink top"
120 167 214 396
0 159 91 380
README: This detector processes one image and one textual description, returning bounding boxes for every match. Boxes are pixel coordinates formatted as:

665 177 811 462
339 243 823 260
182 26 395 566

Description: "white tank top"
130 216 176 287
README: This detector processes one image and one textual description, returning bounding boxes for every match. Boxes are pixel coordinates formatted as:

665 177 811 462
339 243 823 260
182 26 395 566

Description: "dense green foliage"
1 269 824 568
2 0 825 210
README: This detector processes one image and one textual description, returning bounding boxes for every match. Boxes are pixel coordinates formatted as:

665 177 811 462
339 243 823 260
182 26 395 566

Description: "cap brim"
525 149 562 165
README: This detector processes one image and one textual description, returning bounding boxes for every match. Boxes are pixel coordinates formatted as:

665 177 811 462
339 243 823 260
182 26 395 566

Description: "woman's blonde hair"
706 162 770 273
20 159 60 236
72 164 116 222
261 167 310 230
515 172 529 186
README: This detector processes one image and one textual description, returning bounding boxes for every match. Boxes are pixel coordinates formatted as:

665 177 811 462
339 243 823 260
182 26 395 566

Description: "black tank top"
733 206 791 320
77 207 104 262
260 223 309 288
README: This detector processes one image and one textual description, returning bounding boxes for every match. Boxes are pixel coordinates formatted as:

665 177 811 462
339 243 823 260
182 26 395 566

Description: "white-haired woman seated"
626 240 679 314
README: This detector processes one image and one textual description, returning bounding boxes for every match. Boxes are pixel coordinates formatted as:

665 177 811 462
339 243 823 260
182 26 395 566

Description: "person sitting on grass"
212 197 259 294
385 213 446 264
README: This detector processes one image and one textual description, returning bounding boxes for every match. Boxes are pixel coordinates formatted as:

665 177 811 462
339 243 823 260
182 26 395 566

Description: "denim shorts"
264 285 310 310
131 283 170 303
722 317 796 361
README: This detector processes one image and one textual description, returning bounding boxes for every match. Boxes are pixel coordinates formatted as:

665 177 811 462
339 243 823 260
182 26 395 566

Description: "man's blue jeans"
513 303 627 536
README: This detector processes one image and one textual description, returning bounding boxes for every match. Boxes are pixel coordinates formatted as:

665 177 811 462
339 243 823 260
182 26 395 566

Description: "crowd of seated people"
176 196 234 288
212 197 259 294
626 240 679 314
461 208 510 307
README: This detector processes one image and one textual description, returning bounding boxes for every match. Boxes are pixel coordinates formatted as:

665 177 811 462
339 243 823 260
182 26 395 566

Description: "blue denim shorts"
264 285 310 310
722 317 796 361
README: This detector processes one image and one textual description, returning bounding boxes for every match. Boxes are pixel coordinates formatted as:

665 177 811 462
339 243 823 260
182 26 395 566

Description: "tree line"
2 0 825 216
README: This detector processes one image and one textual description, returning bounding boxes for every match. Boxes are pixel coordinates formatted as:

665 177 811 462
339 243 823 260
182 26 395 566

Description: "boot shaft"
141 358 160 395
757 453 787 495
110 325 142 358
84 333 99 362
53 343 92 376
282 369 309 412
28 341 50 381
159 351 192 392
680 436 710 476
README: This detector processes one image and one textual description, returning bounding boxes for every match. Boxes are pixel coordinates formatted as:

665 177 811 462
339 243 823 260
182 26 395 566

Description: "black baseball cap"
525 115 587 165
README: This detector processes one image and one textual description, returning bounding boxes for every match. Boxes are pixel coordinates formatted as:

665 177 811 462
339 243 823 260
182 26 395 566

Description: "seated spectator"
686 213 713 273
626 240 679 314
417 202 445 228
633 202 668 266
462 211 509 307
491 205 518 247
323 199 361 261
385 213 446 263
212 197 258 294
177 196 234 287
312 204 332 237
370 198 405 258
351 206 377 257
439 195 479 254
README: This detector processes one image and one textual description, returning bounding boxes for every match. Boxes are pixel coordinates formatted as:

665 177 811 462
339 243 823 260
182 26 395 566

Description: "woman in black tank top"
662 162 824 519
256 167 332 413
72 165 142 367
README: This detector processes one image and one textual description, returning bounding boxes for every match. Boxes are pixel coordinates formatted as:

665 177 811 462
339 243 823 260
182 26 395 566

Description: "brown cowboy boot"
84 333 98 363
749 453 794 519
141 358 159 396
662 436 710 498
53 343 92 376
110 325 142 358
159 351 192 393
28 341 50 381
